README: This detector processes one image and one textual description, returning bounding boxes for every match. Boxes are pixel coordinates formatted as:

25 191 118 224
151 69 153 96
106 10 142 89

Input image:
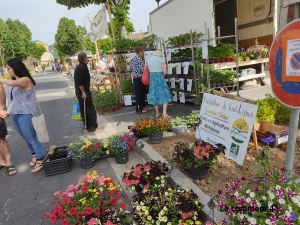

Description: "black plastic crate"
43 146 72 176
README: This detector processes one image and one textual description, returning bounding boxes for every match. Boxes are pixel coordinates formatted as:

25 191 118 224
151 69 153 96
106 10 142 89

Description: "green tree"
49 44 59 58
5 18 33 60
0 19 9 67
55 17 82 56
98 38 113 54
30 43 47 59
56 0 131 38
108 18 134 40
85 37 96 54
54 42 66 58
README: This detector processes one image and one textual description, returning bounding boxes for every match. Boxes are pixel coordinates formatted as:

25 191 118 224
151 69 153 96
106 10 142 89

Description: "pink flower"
144 166 150 172
144 183 150 189
206 222 214 225
88 218 100 225
121 202 126 209
181 212 193 219
287 188 295 198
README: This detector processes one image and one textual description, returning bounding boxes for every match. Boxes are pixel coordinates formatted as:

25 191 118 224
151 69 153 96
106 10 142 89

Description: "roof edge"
150 0 175 15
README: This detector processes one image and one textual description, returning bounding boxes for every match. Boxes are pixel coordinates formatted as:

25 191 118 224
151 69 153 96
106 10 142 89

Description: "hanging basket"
81 157 95 169
114 152 129 164
148 132 163 144
188 166 209 179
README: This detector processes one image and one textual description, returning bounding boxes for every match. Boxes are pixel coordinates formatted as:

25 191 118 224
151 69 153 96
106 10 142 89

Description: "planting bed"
148 132 300 201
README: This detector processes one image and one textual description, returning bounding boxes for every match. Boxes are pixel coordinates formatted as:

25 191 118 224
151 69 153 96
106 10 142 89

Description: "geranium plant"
129 116 172 138
44 170 131 225
68 139 111 160
132 187 203 224
122 160 170 193
104 133 136 156
173 141 226 170
246 39 269 59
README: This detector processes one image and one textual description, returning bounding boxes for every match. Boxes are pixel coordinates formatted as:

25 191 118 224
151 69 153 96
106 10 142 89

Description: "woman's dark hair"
135 47 144 53
6 58 36 85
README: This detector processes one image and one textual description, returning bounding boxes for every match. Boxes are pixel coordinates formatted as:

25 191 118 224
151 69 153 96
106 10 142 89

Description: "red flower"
69 207 77 215
49 214 57 223
82 186 89 193
108 190 113 196
77 212 83 219
71 200 77 206
95 208 101 216
144 165 150 172
62 219 68 225
85 206 93 215
120 202 126 209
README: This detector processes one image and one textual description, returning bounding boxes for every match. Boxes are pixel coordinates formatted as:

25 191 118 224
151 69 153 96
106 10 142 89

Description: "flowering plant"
217 168 300 225
129 116 172 138
122 160 170 193
132 187 203 225
44 171 131 225
173 141 226 170
68 139 111 160
104 133 136 156
246 39 269 59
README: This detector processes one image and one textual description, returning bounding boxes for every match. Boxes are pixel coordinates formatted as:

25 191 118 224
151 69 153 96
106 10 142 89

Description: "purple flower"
240 220 245 225
249 199 257 207
280 167 287 172
227 207 234 216
279 175 287 183
231 181 239 189
241 176 246 181
218 201 226 208
270 215 278 223
290 212 297 221
287 189 295 198
276 189 284 198
261 135 275 143
273 205 282 214
221 219 227 225
255 187 260 192
237 197 246 207
218 189 223 195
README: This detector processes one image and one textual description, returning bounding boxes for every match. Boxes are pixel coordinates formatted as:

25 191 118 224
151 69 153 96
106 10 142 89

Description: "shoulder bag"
23 89 49 143
141 64 150 86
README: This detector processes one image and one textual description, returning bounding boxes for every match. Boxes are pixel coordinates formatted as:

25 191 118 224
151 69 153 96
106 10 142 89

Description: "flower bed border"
137 135 228 224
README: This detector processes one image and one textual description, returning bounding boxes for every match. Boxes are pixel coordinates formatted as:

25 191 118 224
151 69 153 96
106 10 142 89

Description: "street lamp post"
10 42 15 57
155 0 161 7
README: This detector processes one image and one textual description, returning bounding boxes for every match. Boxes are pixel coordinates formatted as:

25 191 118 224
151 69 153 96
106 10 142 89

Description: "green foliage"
115 38 134 53
98 38 113 54
256 94 291 123
93 89 118 110
108 18 135 40
171 112 200 128
255 146 270 177
0 19 9 67
120 78 134 95
31 43 47 59
55 17 82 56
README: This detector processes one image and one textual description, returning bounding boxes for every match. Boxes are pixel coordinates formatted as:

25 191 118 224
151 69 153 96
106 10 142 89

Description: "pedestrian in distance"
0 58 44 173
41 64 46 75
74 52 98 133
129 47 147 114
107 54 115 72
147 50 171 118
0 81 17 176
35 66 38 75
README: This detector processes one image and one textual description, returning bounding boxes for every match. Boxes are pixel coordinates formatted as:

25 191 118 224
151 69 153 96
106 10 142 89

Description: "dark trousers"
77 93 98 129
133 78 146 113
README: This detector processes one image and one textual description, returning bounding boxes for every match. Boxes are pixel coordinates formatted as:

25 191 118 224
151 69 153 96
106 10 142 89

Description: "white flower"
262 196 266 200
285 210 290 216
250 192 255 198
288 206 292 212
144 211 149 215
235 191 239 197
156 221 161 225
195 201 198 205
156 177 160 180
265 219 271 224
142 206 148 211
140 201 144 206
137 206 141 210
278 199 285 204
239 214 244 220
161 175 165 179
162 217 167 222
291 197 299 204
147 172 150 175
246 197 251 203
268 201 273 208
163 206 168 211
246 189 251 194
298 202 300 207
165 192 169 196
132 186 135 190
269 193 275 200
250 217 257 224
297 195 300 200
257 202 261 207
275 185 281 190
147 216 152 220
244 214 249 219
167 223 172 225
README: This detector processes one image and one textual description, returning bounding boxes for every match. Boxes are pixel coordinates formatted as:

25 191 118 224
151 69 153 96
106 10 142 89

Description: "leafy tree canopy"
0 19 9 67
108 18 134 40
30 43 47 60
55 17 82 56
98 38 113 54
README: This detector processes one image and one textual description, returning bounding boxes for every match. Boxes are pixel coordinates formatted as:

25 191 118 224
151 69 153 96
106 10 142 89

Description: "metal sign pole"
234 18 240 96
284 109 300 179
191 29 199 105
217 26 220 45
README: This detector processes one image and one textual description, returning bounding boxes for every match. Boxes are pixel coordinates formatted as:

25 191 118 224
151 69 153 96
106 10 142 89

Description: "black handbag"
0 119 8 137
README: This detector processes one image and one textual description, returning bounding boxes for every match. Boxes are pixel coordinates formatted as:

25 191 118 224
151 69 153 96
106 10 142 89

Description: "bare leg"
0 139 16 175
154 104 160 117
162 103 168 117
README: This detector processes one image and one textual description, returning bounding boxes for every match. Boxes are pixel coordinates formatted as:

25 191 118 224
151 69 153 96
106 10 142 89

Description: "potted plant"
122 160 170 193
44 170 131 224
120 79 134 95
68 139 111 169
246 39 269 59
104 133 136 164
132 186 203 224
172 141 226 179
129 116 172 144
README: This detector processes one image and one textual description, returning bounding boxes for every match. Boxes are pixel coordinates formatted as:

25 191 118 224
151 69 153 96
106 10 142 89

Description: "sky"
0 0 168 45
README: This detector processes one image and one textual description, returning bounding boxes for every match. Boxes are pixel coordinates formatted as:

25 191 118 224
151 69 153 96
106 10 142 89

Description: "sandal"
29 155 37 167
7 165 17 176
0 164 6 170
31 161 43 173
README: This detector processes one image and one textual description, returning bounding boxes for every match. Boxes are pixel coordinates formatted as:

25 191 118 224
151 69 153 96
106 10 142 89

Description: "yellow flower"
83 140 92 145
195 221 201 225
106 150 110 155
99 187 103 192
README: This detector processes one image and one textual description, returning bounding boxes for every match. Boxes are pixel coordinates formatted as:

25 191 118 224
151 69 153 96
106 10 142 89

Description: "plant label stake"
207 194 218 223
84 98 87 138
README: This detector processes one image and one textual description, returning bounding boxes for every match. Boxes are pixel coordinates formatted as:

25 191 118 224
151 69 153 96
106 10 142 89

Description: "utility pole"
106 1 116 41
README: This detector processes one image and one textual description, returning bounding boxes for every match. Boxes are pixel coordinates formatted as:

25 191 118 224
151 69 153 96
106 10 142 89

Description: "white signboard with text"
91 5 108 42
197 93 258 165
